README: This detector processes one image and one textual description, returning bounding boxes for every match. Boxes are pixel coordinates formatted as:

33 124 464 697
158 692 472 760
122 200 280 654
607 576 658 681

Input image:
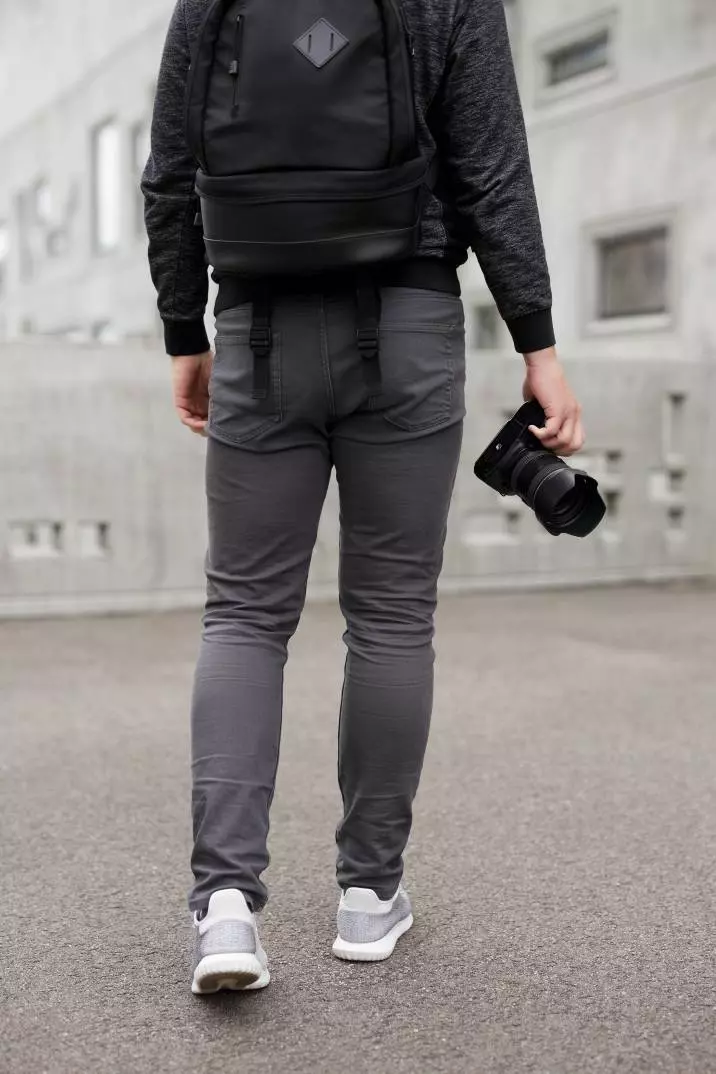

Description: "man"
143 0 584 995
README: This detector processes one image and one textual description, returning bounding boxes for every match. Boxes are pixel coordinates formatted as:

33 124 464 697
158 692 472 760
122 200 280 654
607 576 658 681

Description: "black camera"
474 400 606 537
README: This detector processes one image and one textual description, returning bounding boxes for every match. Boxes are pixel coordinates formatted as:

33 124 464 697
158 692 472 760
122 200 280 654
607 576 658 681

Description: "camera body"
474 401 606 538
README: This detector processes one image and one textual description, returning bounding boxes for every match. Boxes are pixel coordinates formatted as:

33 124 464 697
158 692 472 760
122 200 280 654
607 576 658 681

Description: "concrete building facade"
1 0 715 614
0 0 171 342
464 0 716 368
1 1 714 355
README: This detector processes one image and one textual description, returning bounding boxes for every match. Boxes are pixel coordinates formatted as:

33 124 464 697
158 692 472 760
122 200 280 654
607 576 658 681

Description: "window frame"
583 210 678 337
536 10 617 105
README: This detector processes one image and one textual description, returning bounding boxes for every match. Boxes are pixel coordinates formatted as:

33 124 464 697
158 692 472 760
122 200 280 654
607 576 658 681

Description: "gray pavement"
2 584 716 1074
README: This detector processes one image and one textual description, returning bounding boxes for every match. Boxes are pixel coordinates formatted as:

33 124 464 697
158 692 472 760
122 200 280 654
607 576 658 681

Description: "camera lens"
510 447 563 506
531 467 606 537
542 474 589 529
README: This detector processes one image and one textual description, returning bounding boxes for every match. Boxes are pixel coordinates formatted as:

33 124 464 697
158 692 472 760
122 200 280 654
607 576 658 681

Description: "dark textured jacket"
142 0 554 356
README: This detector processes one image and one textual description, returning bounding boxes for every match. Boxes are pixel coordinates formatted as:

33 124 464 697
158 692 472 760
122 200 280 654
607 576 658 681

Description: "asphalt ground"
2 584 716 1074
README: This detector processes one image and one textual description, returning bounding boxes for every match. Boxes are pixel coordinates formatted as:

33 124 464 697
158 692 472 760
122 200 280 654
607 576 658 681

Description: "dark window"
9 521 64 558
472 304 500 350
78 521 112 557
664 391 686 457
597 227 669 319
604 490 621 519
667 505 685 531
546 29 610 86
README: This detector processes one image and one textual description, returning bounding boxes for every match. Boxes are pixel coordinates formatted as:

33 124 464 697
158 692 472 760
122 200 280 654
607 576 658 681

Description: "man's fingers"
529 414 563 441
529 409 585 455
551 416 575 451
184 417 207 434
549 419 586 457
176 406 208 435
561 419 586 457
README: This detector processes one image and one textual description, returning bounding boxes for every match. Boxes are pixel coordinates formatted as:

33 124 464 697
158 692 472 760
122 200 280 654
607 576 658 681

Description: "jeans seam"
381 322 461 333
319 295 336 419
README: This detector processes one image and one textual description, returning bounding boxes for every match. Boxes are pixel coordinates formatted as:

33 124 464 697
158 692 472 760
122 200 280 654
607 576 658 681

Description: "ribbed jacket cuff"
163 318 210 357
506 309 556 354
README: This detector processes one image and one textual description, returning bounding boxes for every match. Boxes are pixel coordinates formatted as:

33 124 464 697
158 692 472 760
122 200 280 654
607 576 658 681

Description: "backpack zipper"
386 0 417 149
229 14 244 117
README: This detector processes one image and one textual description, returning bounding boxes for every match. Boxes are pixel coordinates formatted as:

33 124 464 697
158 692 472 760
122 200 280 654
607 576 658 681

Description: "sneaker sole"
331 913 414 962
191 953 270 995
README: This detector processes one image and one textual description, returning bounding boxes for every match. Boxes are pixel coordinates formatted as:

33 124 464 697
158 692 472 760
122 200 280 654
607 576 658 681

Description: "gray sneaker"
332 885 413 962
192 889 270 995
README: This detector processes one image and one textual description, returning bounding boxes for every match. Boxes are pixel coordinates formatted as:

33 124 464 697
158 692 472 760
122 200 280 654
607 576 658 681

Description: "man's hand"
522 347 585 457
171 351 213 436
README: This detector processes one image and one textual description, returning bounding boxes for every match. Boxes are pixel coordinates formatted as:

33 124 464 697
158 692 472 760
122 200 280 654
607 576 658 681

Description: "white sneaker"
191 889 270 995
332 885 414 962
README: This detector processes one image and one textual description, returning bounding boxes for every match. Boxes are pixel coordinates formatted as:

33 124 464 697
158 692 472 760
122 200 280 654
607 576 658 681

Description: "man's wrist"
523 346 558 366
171 356 210 369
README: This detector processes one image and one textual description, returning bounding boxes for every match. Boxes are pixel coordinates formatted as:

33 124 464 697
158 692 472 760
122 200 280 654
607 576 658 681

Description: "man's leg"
332 423 463 897
190 436 331 913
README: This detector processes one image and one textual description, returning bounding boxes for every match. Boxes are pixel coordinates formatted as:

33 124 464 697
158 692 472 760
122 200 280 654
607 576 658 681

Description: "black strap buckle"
355 276 382 391
249 290 273 402
356 327 379 360
249 324 272 359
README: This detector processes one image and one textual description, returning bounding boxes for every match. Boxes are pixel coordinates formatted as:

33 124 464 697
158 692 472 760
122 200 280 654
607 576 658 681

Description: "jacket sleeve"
438 0 555 353
141 0 210 357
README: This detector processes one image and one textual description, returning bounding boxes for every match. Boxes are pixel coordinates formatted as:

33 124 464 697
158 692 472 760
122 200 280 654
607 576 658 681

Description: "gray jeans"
190 286 465 912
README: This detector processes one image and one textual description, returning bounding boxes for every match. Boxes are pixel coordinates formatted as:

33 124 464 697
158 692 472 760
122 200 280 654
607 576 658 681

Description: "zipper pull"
230 14 243 115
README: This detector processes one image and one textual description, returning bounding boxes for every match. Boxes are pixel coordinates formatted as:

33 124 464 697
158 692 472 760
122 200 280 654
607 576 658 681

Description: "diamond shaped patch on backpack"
293 19 349 69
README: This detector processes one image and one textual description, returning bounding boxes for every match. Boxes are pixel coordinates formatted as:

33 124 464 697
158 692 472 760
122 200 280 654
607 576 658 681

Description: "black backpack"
186 0 431 277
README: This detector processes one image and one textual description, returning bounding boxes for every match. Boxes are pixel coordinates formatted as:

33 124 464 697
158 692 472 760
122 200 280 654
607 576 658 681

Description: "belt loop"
355 274 382 392
250 286 273 403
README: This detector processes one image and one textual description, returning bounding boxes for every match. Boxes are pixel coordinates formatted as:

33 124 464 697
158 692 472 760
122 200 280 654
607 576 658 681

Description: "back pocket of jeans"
209 331 283 445
377 291 465 433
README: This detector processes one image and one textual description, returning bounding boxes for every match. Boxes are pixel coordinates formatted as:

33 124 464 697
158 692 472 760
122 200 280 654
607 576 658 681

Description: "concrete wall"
1 1 714 614
1 341 713 618
2 0 715 355
0 0 172 128
462 0 716 369
0 2 172 341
